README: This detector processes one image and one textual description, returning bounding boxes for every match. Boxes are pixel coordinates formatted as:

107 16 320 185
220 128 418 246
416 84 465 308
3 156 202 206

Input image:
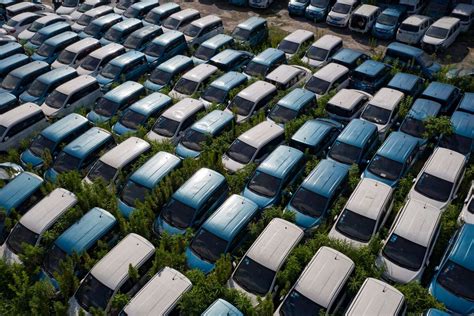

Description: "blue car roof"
131 25 161 37
386 42 424 57
110 18 141 31
173 168 226 209
55 207 116 255
151 30 183 46
387 72 422 91
421 82 458 102
252 47 285 65
0 172 43 212
277 88 314 111
103 81 143 104
201 34 233 49
236 16 266 30
381 7 404 16
302 159 348 197
202 195 258 242
459 92 474 113
354 60 387 77
257 145 303 179
0 42 22 56
408 99 442 120
42 113 89 143
209 71 247 91
46 31 78 46
191 110 233 135
332 48 366 64
38 21 70 35
203 299 243 316
110 50 144 66
451 111 474 139
157 55 192 73
449 224 474 270
63 127 112 159
90 13 122 26
337 119 377 148
292 118 342 147
10 61 49 78
0 54 29 72
129 92 172 116
0 92 17 105
130 151 180 189
35 66 76 85
375 131 418 163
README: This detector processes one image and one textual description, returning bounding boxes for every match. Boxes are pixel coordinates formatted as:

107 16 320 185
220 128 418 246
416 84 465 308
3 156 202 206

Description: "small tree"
423 116 453 140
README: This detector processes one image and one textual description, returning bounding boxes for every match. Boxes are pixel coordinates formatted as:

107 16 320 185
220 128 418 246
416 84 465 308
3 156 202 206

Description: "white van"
225 80 277 123
301 34 343 68
41 75 102 119
71 5 114 32
227 218 303 306
17 14 66 41
304 63 350 98
222 120 284 173
326 0 359 28
52 38 101 69
0 103 48 152
349 4 381 33
68 233 155 315
121 267 192 315
399 0 427 15
183 15 224 49
169 64 218 100
409 147 466 210
345 278 406 316
377 198 441 284
360 87 404 139
146 98 205 144
77 43 126 76
329 178 394 248
421 17 461 53
84 137 150 186
451 3 474 32
274 246 354 315
277 29 314 59
325 89 373 123
161 8 200 33
1 12 41 37
396 15 432 45
265 64 312 90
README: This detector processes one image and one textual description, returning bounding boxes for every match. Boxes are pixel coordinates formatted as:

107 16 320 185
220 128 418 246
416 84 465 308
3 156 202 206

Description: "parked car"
304 62 350 98
331 47 369 71
32 31 79 64
123 24 163 52
421 16 461 53
301 34 342 68
0 53 30 82
200 71 247 108
267 88 315 124
0 92 17 113
192 34 234 64
25 21 72 51
68 0 107 21
400 0 426 15
438 111 474 157
457 92 474 115
76 43 125 76
386 72 424 97
144 55 194 92
113 0 138 15
288 0 310 16
161 8 200 32
349 4 381 33
143 30 188 65
325 88 372 123
122 0 159 20
420 81 461 114
142 2 181 26
305 0 336 22
231 16 268 47
169 64 218 100
326 0 359 28
71 5 113 33
52 38 101 69
350 60 391 93
79 13 122 39
203 299 243 316
1 12 42 37
5 2 51 20
372 7 406 39
396 14 432 45
451 3 474 32
209 49 253 72
17 14 65 41
99 17 142 45
277 29 314 59
0 60 49 96
265 64 311 90
183 15 224 49
243 47 286 79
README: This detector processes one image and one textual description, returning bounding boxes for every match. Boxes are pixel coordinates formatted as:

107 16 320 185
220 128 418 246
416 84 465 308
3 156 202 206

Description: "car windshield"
290 187 328 218
451 12 470 22
85 23 102 37
36 43 55 57
335 209 376 242
180 129 207 152
100 63 121 79
121 179 149 207
80 56 101 71
232 27 251 40
280 289 324 316
57 49 76 64
233 256 275 296
306 46 328 61
1 74 20 90
332 3 351 14
328 141 361 165
45 91 68 109
190 228 228 263
6 223 39 255
227 139 256 164
305 76 330 95
439 133 472 155
244 61 268 77
174 78 199 95
29 134 56 157
418 52 433 68
193 45 215 61
437 260 474 301
228 96 255 116
248 171 281 198
368 155 404 181
415 172 453 202
30 33 46 46
27 79 48 97
144 11 160 24
184 24 201 37
377 13 398 26
149 69 173 85
202 86 227 104
94 98 120 117
87 161 117 183
6 19 18 27
383 233 426 271
400 117 425 138
161 198 196 229
43 244 68 277
119 110 146 129
144 42 165 57
278 40 298 54
53 152 81 173
361 104 392 125
124 7 139 18
104 28 122 41
28 21 44 32
269 105 298 123
399 23 419 32
117 0 133 10
78 14 93 26
75 274 114 312
152 116 180 137
78 3 93 12
310 0 329 7
426 26 448 39
63 0 78 7
162 17 179 30
124 34 141 49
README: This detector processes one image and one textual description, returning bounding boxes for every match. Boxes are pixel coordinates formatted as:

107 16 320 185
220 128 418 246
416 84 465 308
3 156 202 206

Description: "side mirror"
333 214 338 221
434 265 440 271
232 261 237 268
412 178 416 183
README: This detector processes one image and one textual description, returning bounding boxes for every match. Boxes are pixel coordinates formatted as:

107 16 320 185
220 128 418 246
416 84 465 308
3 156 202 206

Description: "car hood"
112 122 135 136
221 153 245 173
20 149 44 168
227 277 260 307
328 226 367 249
429 278 474 315
86 110 110 124
40 103 60 118
175 143 200 159
242 187 274 209
378 254 421 284
408 189 447 210
19 91 40 104
423 35 445 46
117 198 136 219
185 247 215 274
17 30 34 41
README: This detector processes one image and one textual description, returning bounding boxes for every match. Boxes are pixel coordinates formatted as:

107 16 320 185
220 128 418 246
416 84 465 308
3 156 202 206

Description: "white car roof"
422 147 466 183
162 98 204 121
266 65 303 85
346 178 393 220
237 80 276 103
0 103 43 127
182 64 217 82
452 3 474 15
238 120 284 149
369 88 404 111
56 75 97 95
311 34 342 50
328 89 369 110
402 15 430 26
64 37 99 54
432 16 460 29
189 15 221 28
89 43 124 58
337 0 358 5
314 63 349 82
99 137 150 169
283 29 313 43
353 4 379 16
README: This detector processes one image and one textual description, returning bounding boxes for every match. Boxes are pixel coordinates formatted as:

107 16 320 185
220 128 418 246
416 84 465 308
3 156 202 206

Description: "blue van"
243 48 286 78
0 53 29 81
192 34 234 64
185 194 258 273
19 66 77 104
118 151 181 218
143 3 181 26
20 113 89 168
96 51 148 91
267 88 315 125
202 299 244 316
231 16 268 47
0 92 17 114
100 18 143 45
87 81 145 124
44 127 114 182
176 110 234 159
0 42 23 60
123 25 163 52
32 31 79 64
200 71 247 107
123 0 160 20
372 7 406 39
383 42 441 79
363 131 420 187
457 92 474 115
155 168 228 235
305 0 335 22
429 224 474 315
286 159 348 230
143 30 187 65
0 172 43 239
41 207 117 289
386 72 424 98
327 118 379 167
0 61 49 96
80 13 123 39
420 82 462 114
288 0 309 16
351 60 392 93
112 92 172 136
438 111 474 157
209 49 253 72
398 98 442 148
144 55 193 92
26 22 71 50
243 145 304 208
290 118 344 155
331 48 370 71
